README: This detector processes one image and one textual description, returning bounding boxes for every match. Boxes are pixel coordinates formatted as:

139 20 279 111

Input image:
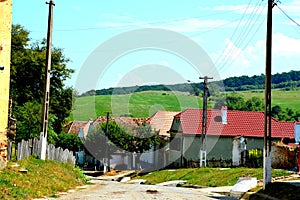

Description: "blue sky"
12 0 300 93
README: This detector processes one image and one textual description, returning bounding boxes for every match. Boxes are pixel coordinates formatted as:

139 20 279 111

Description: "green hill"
72 89 300 121
80 70 300 96
72 91 202 121
241 89 300 113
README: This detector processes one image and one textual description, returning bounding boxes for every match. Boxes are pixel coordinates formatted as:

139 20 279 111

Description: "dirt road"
57 178 235 200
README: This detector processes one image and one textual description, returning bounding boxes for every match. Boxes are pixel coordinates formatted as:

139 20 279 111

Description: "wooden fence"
7 138 76 166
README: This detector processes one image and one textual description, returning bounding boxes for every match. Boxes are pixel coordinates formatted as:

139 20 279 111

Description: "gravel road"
57 178 234 200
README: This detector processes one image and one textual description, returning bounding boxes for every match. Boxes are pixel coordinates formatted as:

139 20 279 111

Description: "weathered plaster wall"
183 136 271 161
271 144 297 169
0 0 12 169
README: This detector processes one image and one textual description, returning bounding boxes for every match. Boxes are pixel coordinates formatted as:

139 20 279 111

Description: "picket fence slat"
8 138 75 166
7 140 12 161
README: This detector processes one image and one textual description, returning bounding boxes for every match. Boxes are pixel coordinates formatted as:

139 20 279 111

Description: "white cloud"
277 1 300 17
212 35 272 79
204 3 267 15
212 4 265 14
213 32 300 79
273 33 300 57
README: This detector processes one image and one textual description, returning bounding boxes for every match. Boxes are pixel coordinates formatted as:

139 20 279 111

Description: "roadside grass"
0 156 88 199
72 89 300 121
137 168 291 187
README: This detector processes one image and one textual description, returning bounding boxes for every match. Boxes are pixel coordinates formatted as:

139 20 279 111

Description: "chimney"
221 106 227 124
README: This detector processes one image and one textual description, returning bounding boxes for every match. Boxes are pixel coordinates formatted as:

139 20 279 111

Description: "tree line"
80 70 300 96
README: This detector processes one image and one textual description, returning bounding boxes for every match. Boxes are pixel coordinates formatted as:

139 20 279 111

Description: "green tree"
245 97 264 111
84 124 118 161
225 93 246 110
85 121 160 169
14 101 41 141
214 94 264 112
271 105 300 122
55 133 83 152
103 122 160 154
106 122 159 169
10 24 74 135
14 101 58 144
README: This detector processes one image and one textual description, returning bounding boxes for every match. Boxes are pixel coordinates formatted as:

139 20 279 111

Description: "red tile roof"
172 108 295 139
147 111 180 136
69 116 146 136
93 116 145 129
68 121 90 135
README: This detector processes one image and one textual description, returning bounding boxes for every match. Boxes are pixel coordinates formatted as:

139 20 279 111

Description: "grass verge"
0 156 88 199
137 168 291 187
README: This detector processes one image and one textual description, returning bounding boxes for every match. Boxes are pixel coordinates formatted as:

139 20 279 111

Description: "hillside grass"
0 156 88 199
137 168 291 187
72 91 202 121
72 89 300 121
240 89 300 112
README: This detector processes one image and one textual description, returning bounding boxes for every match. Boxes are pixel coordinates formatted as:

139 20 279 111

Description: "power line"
276 5 300 27
213 0 254 67
214 0 266 73
19 5 250 33
217 10 266 74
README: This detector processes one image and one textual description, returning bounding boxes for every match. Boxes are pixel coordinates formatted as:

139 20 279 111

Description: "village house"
69 112 180 170
68 108 297 170
168 107 295 167
144 110 180 169
68 116 149 169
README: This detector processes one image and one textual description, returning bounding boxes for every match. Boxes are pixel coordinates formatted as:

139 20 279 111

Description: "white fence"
7 138 76 166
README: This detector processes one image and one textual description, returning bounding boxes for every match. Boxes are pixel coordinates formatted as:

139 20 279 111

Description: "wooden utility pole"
103 112 110 173
40 0 55 160
263 0 274 189
199 76 213 167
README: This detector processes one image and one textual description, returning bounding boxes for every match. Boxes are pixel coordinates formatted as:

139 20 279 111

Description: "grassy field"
72 89 300 121
72 91 202 121
240 89 300 112
0 156 87 199
136 167 291 187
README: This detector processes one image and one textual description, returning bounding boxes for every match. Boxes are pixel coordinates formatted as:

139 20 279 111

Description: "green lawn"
72 89 300 121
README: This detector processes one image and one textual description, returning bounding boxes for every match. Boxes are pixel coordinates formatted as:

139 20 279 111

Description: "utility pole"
40 0 55 160
199 76 213 167
263 0 275 189
103 112 110 173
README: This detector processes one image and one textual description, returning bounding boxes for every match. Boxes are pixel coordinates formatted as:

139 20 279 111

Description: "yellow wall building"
0 0 12 169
